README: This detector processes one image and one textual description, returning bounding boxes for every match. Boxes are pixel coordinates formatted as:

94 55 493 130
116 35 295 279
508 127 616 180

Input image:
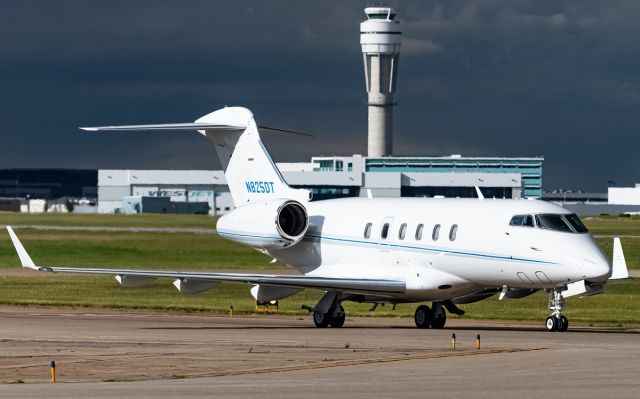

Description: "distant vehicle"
7 107 630 331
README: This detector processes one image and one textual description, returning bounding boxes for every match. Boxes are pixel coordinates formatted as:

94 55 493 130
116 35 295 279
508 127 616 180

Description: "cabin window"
399 223 407 240
432 224 441 241
510 214 534 227
415 224 424 240
449 224 458 241
381 223 390 239
364 223 372 239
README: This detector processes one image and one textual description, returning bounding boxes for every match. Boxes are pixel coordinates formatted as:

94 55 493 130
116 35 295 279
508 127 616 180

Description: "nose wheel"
546 288 569 332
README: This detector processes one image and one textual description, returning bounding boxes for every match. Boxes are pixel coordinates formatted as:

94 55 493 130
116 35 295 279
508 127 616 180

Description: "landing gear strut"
546 288 569 332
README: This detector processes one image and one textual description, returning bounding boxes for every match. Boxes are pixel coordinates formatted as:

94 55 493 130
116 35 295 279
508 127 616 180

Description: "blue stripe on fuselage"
303 234 554 265
218 230 556 265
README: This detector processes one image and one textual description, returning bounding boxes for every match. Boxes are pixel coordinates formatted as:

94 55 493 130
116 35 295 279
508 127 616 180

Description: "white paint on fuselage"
271 197 611 302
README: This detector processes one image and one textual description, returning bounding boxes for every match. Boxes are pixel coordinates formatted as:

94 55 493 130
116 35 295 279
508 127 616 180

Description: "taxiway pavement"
0 307 638 398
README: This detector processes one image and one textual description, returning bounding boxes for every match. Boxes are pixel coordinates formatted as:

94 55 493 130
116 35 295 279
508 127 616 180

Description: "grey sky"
1 1 639 191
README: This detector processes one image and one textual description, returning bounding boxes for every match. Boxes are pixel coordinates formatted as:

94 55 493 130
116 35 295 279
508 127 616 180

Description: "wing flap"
32 266 405 295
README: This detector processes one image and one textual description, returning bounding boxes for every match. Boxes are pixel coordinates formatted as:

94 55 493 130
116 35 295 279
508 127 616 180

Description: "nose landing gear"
546 288 569 332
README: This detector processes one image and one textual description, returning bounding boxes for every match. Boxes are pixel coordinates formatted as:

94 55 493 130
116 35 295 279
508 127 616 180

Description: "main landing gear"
313 305 345 328
306 291 346 328
414 303 447 329
546 288 569 332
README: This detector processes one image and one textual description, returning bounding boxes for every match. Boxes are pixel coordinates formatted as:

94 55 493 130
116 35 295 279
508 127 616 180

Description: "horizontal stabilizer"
80 123 312 137
80 123 246 132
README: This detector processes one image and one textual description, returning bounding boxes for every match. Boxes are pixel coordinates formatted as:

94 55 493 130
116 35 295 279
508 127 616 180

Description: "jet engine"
216 199 309 250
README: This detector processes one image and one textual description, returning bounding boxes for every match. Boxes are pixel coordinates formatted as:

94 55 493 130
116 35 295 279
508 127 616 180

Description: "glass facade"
366 157 543 199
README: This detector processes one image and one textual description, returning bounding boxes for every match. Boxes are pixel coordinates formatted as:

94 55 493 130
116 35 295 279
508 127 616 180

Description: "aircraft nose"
582 245 611 281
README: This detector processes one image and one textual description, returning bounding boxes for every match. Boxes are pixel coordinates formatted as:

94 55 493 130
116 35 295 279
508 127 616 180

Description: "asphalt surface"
0 307 638 398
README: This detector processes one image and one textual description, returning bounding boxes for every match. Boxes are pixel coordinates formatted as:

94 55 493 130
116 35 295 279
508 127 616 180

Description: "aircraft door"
506 214 541 282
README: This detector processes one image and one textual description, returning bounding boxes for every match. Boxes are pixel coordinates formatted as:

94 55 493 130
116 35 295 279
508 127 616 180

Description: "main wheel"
329 306 346 328
414 305 432 328
557 315 569 332
545 316 558 332
313 310 330 328
431 308 447 329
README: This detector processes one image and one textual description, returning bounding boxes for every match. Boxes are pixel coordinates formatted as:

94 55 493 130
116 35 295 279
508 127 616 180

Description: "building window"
318 160 333 171
347 162 353 172
381 223 389 239
399 223 407 240
449 224 458 241
415 224 424 240
336 160 343 172
364 223 372 239
432 224 440 241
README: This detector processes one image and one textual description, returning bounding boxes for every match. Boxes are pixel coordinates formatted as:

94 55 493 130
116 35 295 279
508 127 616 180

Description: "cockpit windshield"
535 213 589 234
535 214 573 232
510 213 589 233
564 213 589 233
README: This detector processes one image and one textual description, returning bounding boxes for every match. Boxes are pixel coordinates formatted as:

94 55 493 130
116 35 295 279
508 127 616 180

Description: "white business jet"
6 106 630 332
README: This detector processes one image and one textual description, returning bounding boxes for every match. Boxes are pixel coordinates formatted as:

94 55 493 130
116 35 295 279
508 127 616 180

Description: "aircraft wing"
6 227 405 296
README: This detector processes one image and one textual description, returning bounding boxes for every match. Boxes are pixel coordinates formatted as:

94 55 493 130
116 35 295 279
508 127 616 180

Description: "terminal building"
96 154 543 215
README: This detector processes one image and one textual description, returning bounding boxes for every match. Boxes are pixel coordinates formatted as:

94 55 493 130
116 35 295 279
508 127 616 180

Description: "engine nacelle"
216 199 309 250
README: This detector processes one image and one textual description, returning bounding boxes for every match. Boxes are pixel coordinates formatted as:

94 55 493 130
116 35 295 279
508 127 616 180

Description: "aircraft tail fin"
82 107 311 206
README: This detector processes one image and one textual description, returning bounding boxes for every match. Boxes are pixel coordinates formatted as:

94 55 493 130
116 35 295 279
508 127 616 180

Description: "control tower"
360 7 401 157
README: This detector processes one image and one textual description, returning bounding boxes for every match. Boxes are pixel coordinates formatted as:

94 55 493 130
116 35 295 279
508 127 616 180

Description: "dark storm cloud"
0 1 639 190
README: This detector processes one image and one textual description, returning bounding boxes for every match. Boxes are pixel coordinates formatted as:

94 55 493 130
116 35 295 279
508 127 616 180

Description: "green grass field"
0 212 217 228
0 212 638 326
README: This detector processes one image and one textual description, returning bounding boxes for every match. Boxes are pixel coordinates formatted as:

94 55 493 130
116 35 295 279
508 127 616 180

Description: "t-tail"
81 106 311 206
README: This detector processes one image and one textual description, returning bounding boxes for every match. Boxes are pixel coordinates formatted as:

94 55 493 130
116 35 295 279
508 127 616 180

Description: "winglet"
611 237 630 280
6 227 38 269
475 186 485 200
